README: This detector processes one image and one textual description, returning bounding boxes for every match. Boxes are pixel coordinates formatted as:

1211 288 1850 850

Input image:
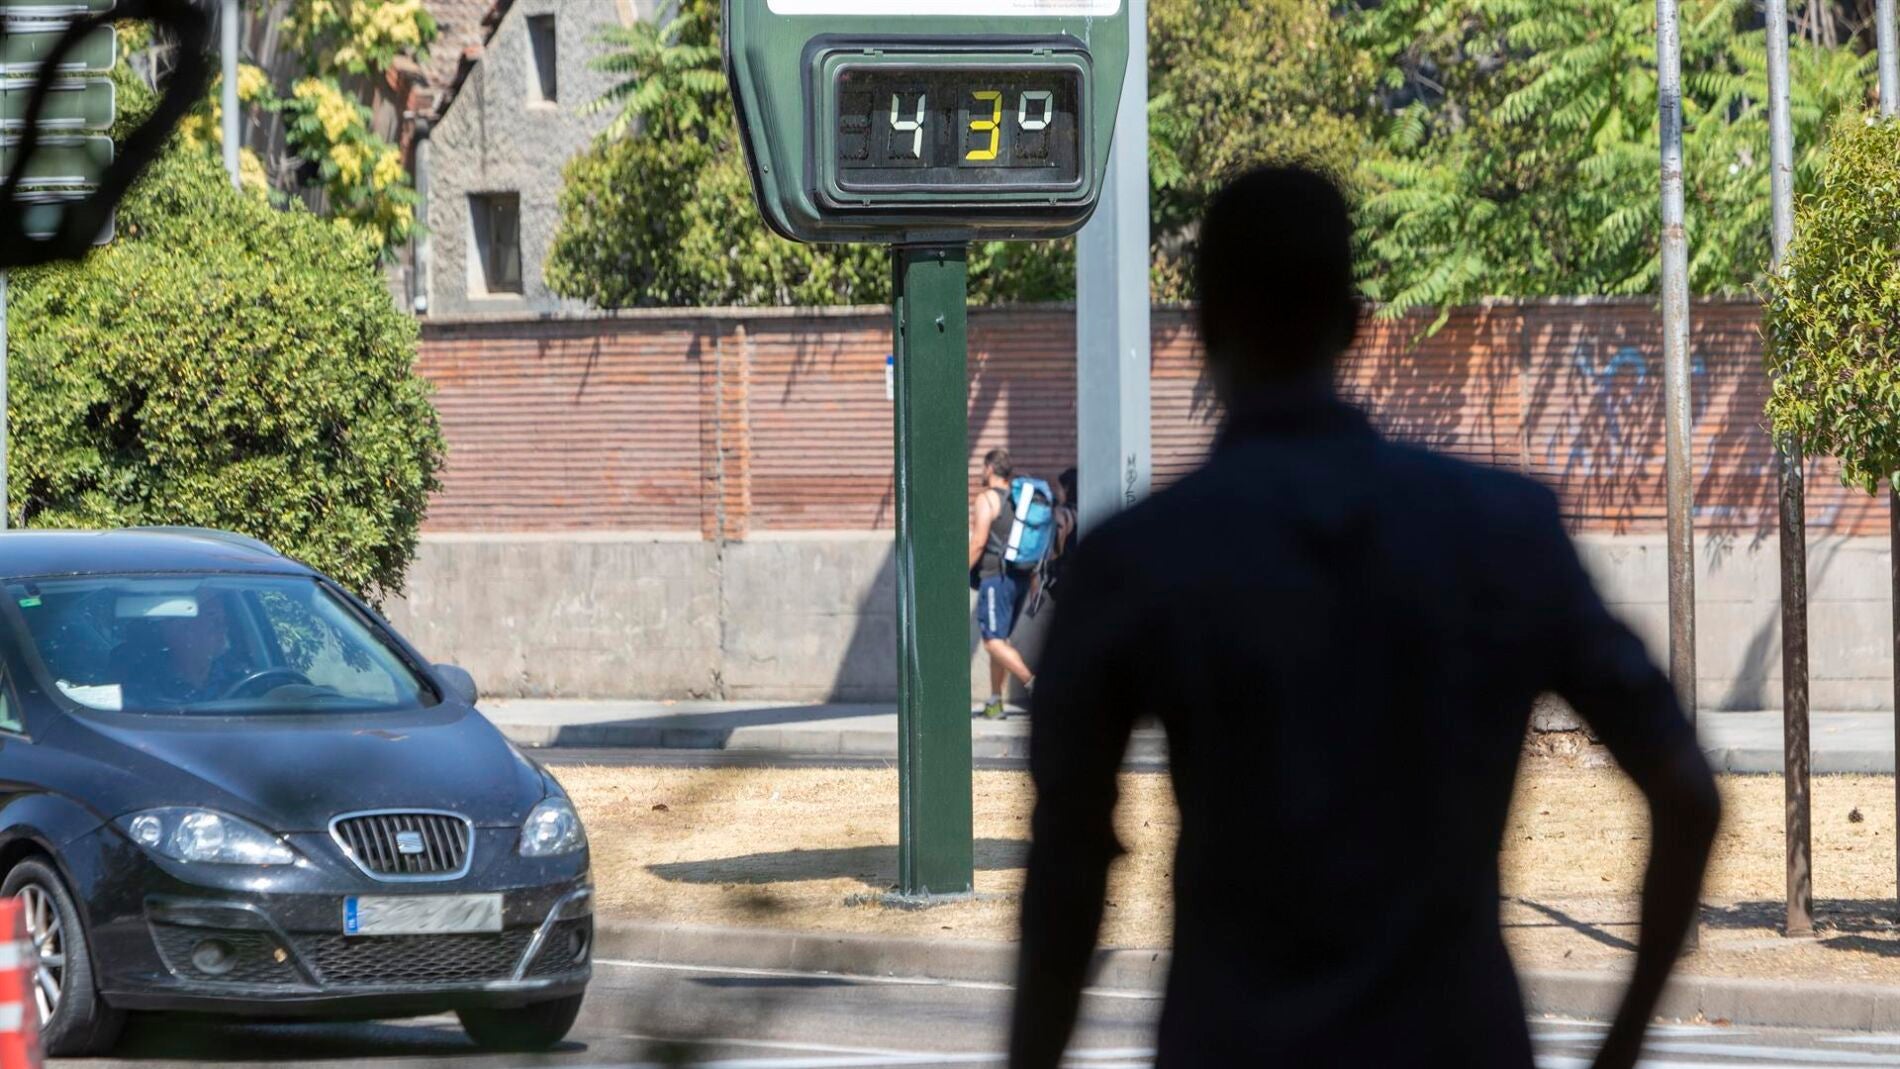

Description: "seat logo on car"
395 831 427 856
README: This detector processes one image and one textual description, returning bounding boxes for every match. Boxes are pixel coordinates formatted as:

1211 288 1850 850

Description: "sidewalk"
484 699 1892 772
484 698 1167 762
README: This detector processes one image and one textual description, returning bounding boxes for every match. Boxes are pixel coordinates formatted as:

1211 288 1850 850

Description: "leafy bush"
6 147 445 602
1764 112 1900 493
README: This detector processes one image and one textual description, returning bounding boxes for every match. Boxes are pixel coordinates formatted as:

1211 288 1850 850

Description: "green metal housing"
724 0 1131 245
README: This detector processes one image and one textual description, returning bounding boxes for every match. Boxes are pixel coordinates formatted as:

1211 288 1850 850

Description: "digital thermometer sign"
810 49 1094 222
725 0 1130 243
833 67 1084 193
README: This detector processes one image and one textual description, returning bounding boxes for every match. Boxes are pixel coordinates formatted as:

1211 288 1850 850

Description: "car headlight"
519 798 586 857
117 808 296 866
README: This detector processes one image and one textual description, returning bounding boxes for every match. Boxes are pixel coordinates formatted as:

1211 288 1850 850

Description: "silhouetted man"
1008 167 1721 1069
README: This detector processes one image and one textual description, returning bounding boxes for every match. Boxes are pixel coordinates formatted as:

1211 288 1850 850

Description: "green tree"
5 148 445 602
1147 0 1371 298
1350 0 1872 313
1764 111 1900 493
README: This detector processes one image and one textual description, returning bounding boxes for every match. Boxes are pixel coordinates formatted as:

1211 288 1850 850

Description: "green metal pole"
892 245 975 898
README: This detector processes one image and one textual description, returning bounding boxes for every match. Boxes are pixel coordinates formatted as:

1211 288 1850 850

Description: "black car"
0 529 591 1054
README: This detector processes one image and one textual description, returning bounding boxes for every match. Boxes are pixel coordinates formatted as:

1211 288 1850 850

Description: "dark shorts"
977 572 1030 641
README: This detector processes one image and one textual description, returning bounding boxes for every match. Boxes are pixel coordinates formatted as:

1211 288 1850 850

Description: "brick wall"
415 300 1889 537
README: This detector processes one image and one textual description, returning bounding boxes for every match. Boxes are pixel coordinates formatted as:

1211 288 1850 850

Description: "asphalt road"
56 957 1900 1069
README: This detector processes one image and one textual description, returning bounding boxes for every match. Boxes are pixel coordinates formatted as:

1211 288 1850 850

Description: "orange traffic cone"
0 899 41 1069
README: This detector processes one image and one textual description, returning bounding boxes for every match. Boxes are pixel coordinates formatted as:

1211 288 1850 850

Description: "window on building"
527 14 558 104
469 193 523 296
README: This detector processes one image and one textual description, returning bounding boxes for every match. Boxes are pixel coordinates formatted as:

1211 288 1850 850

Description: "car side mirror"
433 664 479 707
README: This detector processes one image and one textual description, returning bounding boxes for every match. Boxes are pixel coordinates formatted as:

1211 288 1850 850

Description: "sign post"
726 0 1131 898
1074 0 1146 533
891 245 974 893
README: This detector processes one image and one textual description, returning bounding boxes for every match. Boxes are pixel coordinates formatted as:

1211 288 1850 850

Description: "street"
7 0 1900 1063
55 958 1900 1069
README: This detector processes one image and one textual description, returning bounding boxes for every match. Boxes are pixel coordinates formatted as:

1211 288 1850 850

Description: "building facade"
420 0 659 318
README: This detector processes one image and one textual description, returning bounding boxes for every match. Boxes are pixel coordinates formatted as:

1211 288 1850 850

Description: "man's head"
1057 467 1077 507
159 589 230 667
984 448 1014 486
1196 165 1360 397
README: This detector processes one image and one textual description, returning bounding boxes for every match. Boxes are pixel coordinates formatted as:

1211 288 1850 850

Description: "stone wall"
383 532 1897 712
423 0 635 317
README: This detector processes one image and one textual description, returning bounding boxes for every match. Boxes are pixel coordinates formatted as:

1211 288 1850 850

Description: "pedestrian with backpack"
968 449 1056 719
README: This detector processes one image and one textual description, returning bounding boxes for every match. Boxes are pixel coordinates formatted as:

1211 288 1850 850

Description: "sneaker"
981 699 1007 720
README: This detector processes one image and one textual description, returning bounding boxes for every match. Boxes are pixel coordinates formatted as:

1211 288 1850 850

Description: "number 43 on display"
889 91 1055 160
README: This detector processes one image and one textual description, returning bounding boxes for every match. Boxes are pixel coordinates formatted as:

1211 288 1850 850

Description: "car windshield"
4 574 437 716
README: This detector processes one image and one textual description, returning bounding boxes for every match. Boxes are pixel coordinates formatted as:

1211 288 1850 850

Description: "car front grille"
149 922 591 989
300 931 536 986
149 922 306 986
332 811 471 879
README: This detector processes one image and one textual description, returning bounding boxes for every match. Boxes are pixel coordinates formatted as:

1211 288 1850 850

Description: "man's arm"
970 490 997 570
1007 536 1138 1069
1527 494 1721 1069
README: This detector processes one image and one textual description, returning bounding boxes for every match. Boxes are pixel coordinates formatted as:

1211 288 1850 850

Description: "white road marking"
586 965 1885 1068
581 1032 1154 1069
690 1056 995 1067
1643 1041 1900 1064
594 958 1163 1001
1539 1059 1815 1069
599 1035 975 1058
550 1056 1137 1069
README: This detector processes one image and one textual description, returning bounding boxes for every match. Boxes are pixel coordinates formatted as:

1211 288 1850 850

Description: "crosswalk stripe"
1644 1039 1900 1064
1539 1058 1813 1069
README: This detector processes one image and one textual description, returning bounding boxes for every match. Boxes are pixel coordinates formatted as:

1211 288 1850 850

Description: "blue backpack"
1003 477 1056 568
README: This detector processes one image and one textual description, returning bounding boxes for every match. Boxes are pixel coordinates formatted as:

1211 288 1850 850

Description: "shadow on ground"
544 703 896 748
1504 897 1638 952
99 1016 578 1062
1705 898 1900 956
647 838 1030 887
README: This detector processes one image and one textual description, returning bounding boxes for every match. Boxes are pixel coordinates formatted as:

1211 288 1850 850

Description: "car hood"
43 704 548 833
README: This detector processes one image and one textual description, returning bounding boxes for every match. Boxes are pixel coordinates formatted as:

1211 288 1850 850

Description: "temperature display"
833 67 1084 193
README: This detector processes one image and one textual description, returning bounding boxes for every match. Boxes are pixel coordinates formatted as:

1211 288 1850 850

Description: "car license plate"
343 894 503 936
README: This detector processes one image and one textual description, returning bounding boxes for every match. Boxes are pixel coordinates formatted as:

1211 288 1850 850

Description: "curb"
591 918 1169 991
1703 746 1895 775
591 918 1900 1032
500 723 1172 763
500 720 1892 775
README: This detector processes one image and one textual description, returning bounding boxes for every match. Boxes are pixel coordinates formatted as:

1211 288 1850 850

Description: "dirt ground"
558 750 1900 985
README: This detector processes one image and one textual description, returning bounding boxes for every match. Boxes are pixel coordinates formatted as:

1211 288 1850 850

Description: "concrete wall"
383 531 1896 712
424 0 636 317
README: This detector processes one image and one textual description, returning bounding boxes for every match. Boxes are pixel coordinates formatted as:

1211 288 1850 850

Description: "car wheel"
1 858 124 1056
457 993 584 1051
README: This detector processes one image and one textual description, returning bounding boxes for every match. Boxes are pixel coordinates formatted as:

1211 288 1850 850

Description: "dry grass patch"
571 767 1175 946
559 756 1900 984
